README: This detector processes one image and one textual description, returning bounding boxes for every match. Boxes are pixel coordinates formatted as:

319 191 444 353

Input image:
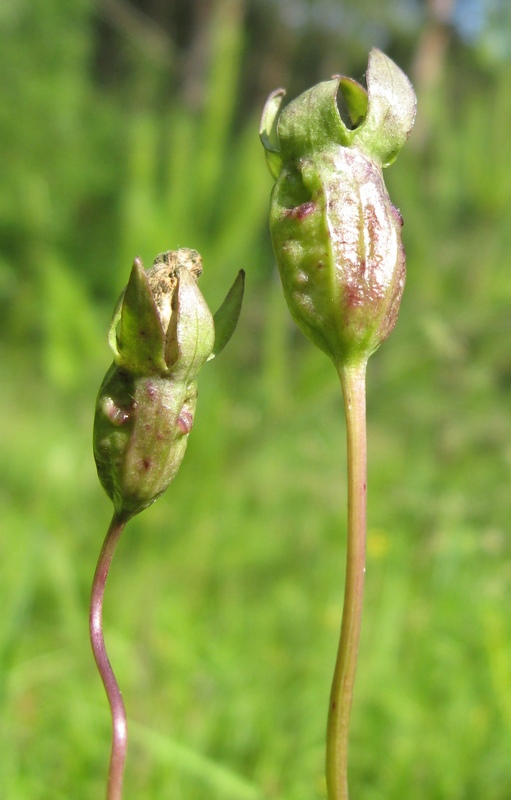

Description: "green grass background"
2 1 511 797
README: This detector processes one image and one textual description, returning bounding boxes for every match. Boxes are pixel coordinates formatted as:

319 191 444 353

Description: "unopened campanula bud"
260 49 416 369
93 249 244 520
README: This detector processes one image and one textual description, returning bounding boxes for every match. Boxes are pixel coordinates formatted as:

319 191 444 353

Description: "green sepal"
116 258 168 374
276 79 353 162
171 266 215 380
210 270 245 359
260 89 285 179
353 48 416 167
263 49 416 171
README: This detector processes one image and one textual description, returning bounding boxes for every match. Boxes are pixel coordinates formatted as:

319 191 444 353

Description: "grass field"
2 236 511 798
2 5 511 797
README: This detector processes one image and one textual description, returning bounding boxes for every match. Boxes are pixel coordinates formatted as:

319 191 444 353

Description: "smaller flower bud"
260 49 416 369
93 249 244 520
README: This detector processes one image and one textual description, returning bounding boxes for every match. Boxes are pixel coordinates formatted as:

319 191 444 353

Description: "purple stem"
89 513 128 800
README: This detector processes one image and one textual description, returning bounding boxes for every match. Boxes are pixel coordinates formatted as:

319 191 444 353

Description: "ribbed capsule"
260 49 416 368
270 146 406 365
93 249 244 520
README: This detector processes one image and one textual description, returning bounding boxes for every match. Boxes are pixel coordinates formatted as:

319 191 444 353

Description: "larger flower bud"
260 49 416 368
93 249 244 520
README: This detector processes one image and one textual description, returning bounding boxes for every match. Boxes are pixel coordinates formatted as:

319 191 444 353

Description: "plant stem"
90 512 129 800
326 360 368 800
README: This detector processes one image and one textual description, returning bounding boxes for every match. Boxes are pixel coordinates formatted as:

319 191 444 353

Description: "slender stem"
326 361 368 800
90 512 129 800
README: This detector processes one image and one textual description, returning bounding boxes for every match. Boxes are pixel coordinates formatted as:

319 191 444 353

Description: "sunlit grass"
2 7 511 795
2 284 511 798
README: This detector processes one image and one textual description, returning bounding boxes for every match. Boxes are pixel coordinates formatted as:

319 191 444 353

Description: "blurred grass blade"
130 720 263 799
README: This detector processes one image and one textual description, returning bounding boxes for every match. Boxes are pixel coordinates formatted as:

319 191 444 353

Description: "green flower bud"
93 249 244 520
260 48 416 368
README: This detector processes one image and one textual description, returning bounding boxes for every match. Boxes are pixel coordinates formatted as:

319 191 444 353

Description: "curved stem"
90 512 128 800
326 361 367 800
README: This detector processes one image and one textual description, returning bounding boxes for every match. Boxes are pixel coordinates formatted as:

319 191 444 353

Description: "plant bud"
93 249 244 520
260 48 416 368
